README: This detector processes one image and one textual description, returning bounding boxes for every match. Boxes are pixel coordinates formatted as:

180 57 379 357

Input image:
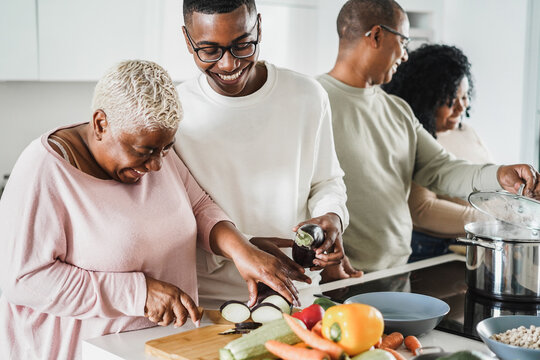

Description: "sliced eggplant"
250 303 283 324
218 328 252 335
255 282 291 314
261 294 292 315
235 321 262 330
292 223 325 267
220 300 251 323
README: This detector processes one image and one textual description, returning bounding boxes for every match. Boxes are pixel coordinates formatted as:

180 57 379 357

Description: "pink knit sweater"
0 126 229 359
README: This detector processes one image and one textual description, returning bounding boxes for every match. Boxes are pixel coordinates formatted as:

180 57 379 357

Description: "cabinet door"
0 0 39 80
38 0 164 81
38 0 199 81
257 3 319 76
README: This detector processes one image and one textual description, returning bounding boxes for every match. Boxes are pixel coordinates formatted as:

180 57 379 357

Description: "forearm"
2 260 146 319
209 220 252 259
414 125 501 196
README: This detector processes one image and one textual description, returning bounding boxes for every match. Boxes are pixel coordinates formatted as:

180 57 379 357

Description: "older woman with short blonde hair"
0 60 305 360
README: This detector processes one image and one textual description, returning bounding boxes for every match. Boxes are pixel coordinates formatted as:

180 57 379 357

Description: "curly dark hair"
382 44 474 138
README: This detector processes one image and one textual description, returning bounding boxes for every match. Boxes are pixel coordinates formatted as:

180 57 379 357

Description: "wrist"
326 212 343 232
210 221 250 259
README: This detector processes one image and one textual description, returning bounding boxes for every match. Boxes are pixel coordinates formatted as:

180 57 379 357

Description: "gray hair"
92 60 182 135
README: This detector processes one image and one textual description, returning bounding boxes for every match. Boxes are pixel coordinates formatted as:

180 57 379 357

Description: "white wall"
440 0 529 165
0 82 96 176
0 0 537 177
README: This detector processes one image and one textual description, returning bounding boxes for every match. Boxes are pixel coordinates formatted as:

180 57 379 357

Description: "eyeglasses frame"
365 24 410 50
183 16 260 63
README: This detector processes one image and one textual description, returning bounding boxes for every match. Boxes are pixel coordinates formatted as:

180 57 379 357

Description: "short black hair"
337 0 404 42
183 0 257 28
382 44 474 137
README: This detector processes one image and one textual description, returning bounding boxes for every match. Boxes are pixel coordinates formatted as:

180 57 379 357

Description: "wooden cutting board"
145 323 241 360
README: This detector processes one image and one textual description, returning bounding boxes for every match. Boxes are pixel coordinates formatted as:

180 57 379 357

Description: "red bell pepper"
291 303 325 330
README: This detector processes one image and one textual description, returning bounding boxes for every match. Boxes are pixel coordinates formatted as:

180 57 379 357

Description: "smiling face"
379 13 410 84
92 111 177 184
183 5 263 97
366 10 410 86
435 76 470 132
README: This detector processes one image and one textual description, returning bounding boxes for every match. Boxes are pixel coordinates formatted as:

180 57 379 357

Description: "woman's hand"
144 276 201 328
293 213 345 270
497 164 540 199
209 221 311 308
231 244 309 307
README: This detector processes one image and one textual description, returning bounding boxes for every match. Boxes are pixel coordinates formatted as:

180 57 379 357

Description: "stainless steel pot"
457 221 540 302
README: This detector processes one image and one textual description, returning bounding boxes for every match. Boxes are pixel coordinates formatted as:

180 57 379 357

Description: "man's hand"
497 164 540 199
293 213 344 270
320 255 363 284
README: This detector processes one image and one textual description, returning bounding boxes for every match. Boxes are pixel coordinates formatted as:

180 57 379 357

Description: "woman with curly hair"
383 44 492 261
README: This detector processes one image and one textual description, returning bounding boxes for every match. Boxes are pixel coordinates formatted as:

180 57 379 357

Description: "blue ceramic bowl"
476 315 540 360
344 291 449 336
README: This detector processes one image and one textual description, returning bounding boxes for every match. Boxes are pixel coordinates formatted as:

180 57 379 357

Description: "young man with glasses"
317 0 540 274
174 0 361 307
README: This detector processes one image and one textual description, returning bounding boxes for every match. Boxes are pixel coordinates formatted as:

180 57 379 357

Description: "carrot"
312 320 323 337
282 313 346 360
380 332 404 349
265 340 330 360
294 342 310 349
381 347 407 360
404 335 422 354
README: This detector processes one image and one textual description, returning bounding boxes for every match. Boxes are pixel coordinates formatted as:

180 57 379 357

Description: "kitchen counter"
82 254 494 359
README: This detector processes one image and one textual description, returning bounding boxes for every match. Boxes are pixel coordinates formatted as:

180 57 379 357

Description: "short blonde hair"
92 60 182 135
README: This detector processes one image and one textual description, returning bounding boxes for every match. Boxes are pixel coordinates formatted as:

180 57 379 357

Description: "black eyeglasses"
365 24 410 50
183 18 260 63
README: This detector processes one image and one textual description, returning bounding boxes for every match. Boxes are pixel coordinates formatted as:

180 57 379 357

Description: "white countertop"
82 254 495 359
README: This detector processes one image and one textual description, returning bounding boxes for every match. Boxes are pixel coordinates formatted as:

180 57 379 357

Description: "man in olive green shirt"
318 0 540 272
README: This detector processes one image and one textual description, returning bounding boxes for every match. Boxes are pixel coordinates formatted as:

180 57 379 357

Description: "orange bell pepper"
321 303 384 356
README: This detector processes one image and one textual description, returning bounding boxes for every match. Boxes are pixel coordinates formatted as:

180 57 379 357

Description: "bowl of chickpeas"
476 315 540 360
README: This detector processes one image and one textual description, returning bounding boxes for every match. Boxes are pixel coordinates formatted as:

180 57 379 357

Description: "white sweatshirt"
174 62 348 304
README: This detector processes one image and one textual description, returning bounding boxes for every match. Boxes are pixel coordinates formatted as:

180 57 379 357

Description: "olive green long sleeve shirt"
317 74 501 271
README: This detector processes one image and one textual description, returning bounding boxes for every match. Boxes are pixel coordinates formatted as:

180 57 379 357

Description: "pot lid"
468 190 540 231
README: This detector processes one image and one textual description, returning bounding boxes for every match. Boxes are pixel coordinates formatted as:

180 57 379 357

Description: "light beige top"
409 123 494 238
317 74 501 271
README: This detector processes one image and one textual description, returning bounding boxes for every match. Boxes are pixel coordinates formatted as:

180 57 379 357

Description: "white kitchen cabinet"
34 0 320 81
257 2 319 76
0 0 39 80
37 0 198 81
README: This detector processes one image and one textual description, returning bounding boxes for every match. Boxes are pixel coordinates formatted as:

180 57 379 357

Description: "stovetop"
318 260 540 341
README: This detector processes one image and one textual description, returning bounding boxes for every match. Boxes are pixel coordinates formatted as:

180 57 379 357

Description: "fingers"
180 293 201 327
272 238 295 248
246 280 258 308
498 164 540 197
172 301 188 328
280 255 310 282
266 275 300 307
158 308 175 326
520 165 537 196
146 308 164 324
342 256 364 278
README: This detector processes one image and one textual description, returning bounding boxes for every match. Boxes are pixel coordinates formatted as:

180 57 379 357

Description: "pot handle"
456 237 499 250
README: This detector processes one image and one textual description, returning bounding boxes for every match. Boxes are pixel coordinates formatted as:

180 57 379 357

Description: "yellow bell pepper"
321 303 384 356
